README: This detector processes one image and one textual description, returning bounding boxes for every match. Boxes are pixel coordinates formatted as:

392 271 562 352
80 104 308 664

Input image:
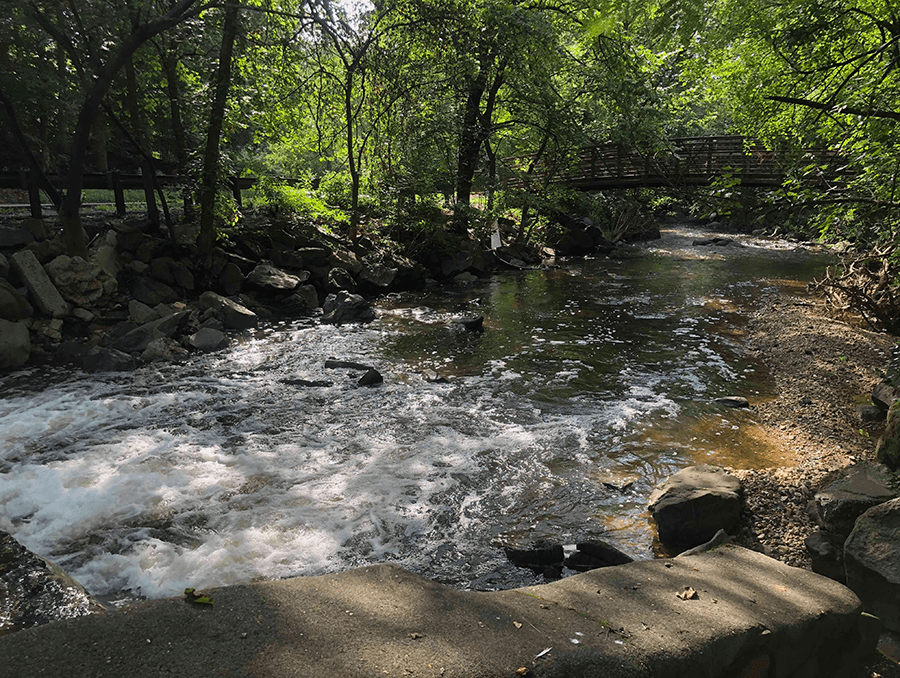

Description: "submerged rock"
358 368 384 387
714 396 750 408
564 540 634 571
0 319 30 368
321 291 375 324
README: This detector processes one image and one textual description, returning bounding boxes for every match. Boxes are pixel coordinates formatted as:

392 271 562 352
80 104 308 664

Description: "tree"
1 0 212 257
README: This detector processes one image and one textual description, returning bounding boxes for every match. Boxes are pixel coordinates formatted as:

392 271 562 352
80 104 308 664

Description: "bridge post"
141 158 159 227
110 171 126 217
24 170 42 219
230 176 242 207
616 144 623 179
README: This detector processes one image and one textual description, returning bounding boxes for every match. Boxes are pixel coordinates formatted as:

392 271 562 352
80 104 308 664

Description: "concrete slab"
0 546 869 678
10 249 69 318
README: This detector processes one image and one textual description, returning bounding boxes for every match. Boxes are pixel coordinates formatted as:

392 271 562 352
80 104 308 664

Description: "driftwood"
812 238 900 334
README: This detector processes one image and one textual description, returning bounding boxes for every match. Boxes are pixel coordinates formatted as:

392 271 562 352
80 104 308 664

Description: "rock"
23 235 66 264
648 465 742 551
111 310 191 354
325 266 356 292
296 247 332 268
359 262 397 289
0 279 33 320
505 542 565 574
455 314 484 333
218 262 243 296
0 226 34 247
0 319 31 368
280 285 320 317
23 218 49 241
0 252 8 279
53 340 91 366
83 346 136 372
270 249 306 270
857 403 885 423
441 250 474 277
10 250 69 318
676 528 733 558
422 369 449 384
131 276 179 306
358 368 383 387
248 262 303 291
188 327 228 352
114 229 146 253
811 462 898 539
453 272 478 284
804 529 846 583
321 291 375 324
93 245 119 278
45 255 115 307
845 497 900 632
325 359 373 371
565 540 634 571
199 291 258 330
878 399 900 469
209 247 228 277
0 530 105 635
128 299 160 325
693 237 733 247
148 257 195 290
325 267 357 293
279 378 333 387
873 381 898 412
71 308 94 323
226 252 257 275
141 337 179 362
330 249 363 275
714 396 750 408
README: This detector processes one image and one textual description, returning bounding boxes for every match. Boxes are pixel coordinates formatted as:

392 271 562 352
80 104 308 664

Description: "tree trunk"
454 72 486 213
198 3 240 259
164 40 194 221
92 111 108 171
345 79 360 239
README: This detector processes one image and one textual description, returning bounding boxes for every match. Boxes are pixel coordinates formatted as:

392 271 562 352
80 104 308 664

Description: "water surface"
0 227 831 602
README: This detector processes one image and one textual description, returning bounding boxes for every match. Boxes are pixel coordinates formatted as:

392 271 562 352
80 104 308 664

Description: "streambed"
0 227 833 604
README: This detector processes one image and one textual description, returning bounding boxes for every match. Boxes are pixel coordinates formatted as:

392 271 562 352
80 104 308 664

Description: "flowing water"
0 227 832 603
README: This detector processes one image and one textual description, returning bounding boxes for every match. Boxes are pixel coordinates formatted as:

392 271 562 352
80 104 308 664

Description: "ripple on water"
0 227 831 598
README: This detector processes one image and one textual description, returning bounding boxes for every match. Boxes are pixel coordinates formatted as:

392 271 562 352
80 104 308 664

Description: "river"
0 226 832 604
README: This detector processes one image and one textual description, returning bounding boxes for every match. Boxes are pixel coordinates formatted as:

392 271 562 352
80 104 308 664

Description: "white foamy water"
0 229 831 600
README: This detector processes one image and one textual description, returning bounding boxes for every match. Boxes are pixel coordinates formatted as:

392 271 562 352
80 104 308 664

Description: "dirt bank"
730 288 894 568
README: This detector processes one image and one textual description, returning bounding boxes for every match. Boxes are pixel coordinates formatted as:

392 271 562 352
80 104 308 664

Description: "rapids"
0 227 832 603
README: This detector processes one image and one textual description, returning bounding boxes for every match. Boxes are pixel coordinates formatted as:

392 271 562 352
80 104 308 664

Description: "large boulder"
805 529 846 583
877 399 900 470
45 255 117 307
188 327 228 352
359 262 397 289
148 257 194 290
0 252 9 279
248 262 304 291
321 291 375 325
811 462 898 539
111 310 191 354
281 285 320 317
325 267 357 293
218 262 243 296
0 319 30 368
0 279 33 320
83 346 136 372
131 275 179 306
10 250 69 318
648 465 742 551
199 291 258 330
844 497 900 632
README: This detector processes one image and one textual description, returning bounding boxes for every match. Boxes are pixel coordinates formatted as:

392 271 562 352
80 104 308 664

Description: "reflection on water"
0 227 831 599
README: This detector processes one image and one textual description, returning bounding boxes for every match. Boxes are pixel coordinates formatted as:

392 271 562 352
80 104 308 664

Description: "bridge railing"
506 136 849 190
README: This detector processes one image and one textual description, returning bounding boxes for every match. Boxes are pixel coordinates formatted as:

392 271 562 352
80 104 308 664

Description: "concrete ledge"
0 546 871 678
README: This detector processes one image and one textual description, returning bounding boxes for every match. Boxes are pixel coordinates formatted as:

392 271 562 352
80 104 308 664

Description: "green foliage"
252 177 347 225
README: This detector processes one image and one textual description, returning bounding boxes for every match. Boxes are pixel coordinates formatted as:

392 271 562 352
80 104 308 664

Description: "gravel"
728 289 895 569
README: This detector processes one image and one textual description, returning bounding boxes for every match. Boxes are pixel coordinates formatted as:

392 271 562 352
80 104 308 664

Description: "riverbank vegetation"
1 0 898 327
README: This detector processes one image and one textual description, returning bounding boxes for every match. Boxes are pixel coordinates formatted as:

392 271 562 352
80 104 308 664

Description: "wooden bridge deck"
511 135 848 190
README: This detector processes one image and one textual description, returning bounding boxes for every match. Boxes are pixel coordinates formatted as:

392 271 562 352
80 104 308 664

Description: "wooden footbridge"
511 135 849 190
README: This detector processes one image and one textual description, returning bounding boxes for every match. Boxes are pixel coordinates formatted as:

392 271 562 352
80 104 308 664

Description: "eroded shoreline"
730 288 894 568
